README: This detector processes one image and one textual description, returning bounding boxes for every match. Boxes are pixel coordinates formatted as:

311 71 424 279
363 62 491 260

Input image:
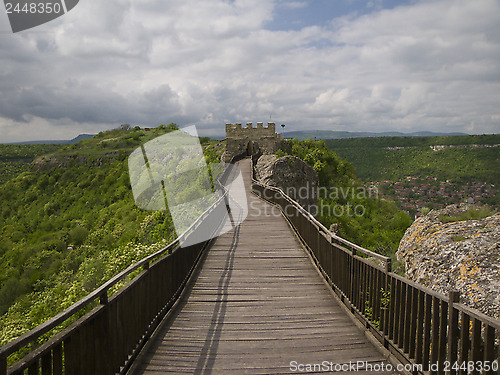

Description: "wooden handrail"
251 179 390 263
0 194 222 358
455 302 500 330
0 156 238 375
3 155 499 375
251 166 500 375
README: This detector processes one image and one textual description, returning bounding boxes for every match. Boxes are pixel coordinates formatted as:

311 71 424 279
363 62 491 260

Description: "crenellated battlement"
225 122 277 137
224 121 281 161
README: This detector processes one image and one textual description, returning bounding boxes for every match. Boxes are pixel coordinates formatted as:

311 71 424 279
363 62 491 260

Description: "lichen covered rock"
396 204 500 319
254 155 319 212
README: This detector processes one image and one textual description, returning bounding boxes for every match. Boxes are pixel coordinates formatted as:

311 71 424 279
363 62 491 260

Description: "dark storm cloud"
0 0 499 142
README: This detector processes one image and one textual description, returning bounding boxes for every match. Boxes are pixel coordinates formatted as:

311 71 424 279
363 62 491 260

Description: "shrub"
438 206 496 223
69 226 89 246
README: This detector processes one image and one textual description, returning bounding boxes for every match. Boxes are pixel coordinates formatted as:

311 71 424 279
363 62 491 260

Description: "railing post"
447 291 460 375
100 291 108 305
326 234 333 285
224 192 231 213
484 324 496 375
385 258 392 273
382 259 392 346
349 247 356 305
0 354 6 375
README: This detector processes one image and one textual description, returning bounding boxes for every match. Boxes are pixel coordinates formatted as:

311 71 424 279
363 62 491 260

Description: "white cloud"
0 0 499 142
279 1 308 9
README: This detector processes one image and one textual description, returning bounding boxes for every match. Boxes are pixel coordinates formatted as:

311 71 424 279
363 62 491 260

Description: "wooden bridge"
1 158 499 375
129 159 392 374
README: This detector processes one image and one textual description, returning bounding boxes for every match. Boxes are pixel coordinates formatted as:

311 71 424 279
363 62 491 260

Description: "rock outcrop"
32 153 120 170
396 204 500 319
254 155 319 212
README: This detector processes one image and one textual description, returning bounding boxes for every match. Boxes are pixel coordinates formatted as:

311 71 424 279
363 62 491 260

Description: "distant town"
372 177 499 218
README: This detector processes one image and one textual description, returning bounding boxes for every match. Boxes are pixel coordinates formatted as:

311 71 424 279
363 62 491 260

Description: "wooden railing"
252 177 500 375
0 159 239 375
3 156 499 375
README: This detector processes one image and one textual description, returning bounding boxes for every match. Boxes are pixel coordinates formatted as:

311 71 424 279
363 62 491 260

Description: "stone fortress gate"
223 122 281 162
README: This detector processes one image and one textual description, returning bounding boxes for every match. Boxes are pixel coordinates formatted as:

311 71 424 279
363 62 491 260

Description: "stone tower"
224 122 281 162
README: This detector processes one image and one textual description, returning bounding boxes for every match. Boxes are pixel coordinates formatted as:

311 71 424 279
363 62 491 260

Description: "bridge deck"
131 159 396 374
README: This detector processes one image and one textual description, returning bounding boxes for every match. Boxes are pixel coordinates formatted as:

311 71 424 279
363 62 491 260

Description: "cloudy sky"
0 0 499 142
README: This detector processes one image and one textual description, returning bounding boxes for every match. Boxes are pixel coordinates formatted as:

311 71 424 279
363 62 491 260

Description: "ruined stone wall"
224 122 281 162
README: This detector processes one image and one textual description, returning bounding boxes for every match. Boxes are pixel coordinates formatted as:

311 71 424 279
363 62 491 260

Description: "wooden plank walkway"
131 159 397 374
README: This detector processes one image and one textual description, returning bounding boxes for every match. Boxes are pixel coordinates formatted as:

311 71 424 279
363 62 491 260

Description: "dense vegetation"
325 134 500 185
0 124 218 351
9 127 491 353
278 139 413 270
438 206 496 224
327 134 499 148
0 144 63 185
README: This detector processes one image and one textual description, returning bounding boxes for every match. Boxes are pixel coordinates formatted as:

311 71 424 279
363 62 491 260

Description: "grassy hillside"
0 124 219 349
285 130 468 140
0 144 63 185
278 139 413 270
325 134 500 185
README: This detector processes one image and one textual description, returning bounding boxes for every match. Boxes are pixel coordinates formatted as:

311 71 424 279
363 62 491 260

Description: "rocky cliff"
396 204 500 319
32 153 121 170
254 154 319 212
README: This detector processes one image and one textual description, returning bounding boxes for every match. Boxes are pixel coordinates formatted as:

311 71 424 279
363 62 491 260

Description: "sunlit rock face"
254 154 319 213
397 204 500 319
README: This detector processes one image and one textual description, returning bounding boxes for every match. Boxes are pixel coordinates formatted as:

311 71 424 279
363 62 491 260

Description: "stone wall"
224 122 281 162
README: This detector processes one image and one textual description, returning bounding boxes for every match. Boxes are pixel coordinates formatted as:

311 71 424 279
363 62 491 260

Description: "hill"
0 144 64 185
324 134 500 216
277 139 413 270
5 134 96 145
0 124 203 350
285 130 468 140
0 135 99 185
324 134 500 184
